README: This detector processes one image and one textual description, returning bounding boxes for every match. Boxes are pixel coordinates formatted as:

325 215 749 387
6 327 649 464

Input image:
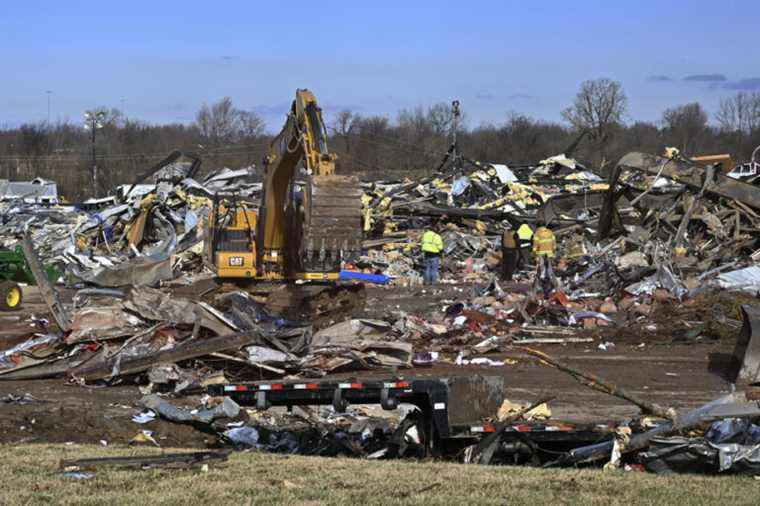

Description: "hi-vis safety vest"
533 226 556 258
517 224 533 248
421 230 444 254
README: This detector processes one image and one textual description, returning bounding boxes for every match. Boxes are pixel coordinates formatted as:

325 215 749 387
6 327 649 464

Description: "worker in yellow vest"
517 223 533 249
532 224 557 297
517 223 534 267
421 223 444 284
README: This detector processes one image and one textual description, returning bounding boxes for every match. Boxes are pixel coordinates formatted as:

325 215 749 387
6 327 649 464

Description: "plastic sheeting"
141 394 241 424
491 164 518 184
451 176 471 196
716 266 760 293
640 418 760 475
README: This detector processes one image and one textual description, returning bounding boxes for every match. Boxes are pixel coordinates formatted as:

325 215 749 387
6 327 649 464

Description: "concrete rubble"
3 147 760 476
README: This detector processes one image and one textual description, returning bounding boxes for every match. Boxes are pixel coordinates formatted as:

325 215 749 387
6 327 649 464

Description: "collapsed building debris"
3 143 760 477
0 177 59 204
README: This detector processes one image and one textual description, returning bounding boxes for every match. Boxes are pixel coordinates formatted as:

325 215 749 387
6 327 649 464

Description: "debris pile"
354 150 760 362
3 147 760 478
358 154 608 284
0 154 405 383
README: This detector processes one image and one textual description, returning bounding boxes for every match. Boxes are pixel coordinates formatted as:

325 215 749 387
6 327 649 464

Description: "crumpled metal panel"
619 152 760 210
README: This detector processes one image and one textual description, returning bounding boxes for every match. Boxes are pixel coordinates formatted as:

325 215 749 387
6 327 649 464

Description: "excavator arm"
203 89 366 323
258 89 362 278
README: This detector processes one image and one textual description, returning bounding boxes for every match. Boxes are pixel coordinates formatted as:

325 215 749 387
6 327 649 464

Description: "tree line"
1 80 759 199
337 80 760 177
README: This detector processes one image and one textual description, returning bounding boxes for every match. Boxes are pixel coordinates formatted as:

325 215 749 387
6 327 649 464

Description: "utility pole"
46 91 52 124
451 100 463 173
84 110 105 196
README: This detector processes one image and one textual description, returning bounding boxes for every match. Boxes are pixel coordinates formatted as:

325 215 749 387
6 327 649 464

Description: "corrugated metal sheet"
0 178 59 203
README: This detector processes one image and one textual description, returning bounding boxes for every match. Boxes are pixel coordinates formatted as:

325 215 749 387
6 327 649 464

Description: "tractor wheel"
0 281 23 311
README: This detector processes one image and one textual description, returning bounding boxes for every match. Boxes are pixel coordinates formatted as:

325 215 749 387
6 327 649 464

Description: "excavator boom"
258 89 362 278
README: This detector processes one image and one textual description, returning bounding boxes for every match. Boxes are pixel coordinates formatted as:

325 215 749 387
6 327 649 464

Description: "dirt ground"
0 283 741 447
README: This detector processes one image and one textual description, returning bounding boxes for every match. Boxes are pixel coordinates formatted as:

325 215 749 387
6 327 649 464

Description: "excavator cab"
206 194 258 278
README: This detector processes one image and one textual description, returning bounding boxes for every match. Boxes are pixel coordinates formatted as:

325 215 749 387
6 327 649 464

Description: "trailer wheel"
0 281 23 311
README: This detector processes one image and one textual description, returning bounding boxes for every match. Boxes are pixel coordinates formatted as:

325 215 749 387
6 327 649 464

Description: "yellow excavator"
205 89 364 321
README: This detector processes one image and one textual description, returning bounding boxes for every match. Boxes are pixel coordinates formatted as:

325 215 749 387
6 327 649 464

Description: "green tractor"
0 245 61 311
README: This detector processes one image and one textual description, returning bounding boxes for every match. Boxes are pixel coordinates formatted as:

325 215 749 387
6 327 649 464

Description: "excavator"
204 89 364 321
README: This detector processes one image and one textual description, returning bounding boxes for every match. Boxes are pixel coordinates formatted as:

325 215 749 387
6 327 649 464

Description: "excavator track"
214 281 366 327
300 175 363 272
265 283 366 327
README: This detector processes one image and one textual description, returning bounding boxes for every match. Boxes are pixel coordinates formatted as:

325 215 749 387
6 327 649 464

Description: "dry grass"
1 444 759 505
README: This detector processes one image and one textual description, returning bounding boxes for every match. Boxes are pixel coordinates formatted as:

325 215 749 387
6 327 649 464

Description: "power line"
0 131 442 169
331 149 386 173
351 133 448 162
358 131 450 158
0 139 270 162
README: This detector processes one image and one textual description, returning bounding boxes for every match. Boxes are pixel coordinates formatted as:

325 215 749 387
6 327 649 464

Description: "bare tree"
620 121 661 155
356 115 389 137
195 103 213 140
424 103 452 137
18 124 47 157
562 78 627 164
238 110 266 140
396 106 445 171
397 106 433 141
717 92 760 134
195 97 265 145
354 115 392 174
8 85 760 197
661 102 708 155
331 109 359 153
210 97 238 143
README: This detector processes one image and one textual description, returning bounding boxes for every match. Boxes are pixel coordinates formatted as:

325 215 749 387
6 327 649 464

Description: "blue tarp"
339 270 390 284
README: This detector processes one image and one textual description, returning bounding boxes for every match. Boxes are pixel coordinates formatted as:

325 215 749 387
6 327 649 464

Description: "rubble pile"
356 150 760 352
0 161 414 383
119 361 760 476
0 165 261 276
359 154 608 284
3 148 760 477
0 200 83 265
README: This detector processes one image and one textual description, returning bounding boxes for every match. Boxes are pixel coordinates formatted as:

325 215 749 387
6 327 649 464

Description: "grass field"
2 444 758 505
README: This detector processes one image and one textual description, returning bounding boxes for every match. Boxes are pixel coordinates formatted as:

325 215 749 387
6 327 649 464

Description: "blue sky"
1 0 758 130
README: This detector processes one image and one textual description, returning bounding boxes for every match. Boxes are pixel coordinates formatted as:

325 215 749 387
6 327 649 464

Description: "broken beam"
619 152 760 210
72 330 261 381
60 450 229 471
517 346 676 421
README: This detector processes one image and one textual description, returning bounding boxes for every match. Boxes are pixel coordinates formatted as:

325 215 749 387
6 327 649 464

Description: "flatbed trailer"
209 376 504 452
209 375 617 459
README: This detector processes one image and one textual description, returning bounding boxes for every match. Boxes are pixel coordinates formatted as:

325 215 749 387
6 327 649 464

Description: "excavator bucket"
301 175 363 272
731 305 760 385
